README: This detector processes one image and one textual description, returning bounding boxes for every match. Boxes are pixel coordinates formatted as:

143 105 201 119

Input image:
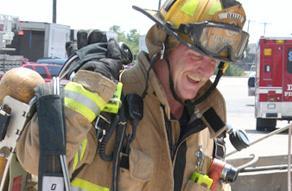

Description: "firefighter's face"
169 44 218 100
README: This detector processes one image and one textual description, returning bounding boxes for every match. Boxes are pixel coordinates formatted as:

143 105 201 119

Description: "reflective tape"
64 91 100 114
71 178 109 191
65 97 97 122
207 0 222 15
73 139 88 171
181 0 199 16
64 82 107 121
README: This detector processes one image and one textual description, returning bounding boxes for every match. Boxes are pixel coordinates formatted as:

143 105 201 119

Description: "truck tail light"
18 30 24 36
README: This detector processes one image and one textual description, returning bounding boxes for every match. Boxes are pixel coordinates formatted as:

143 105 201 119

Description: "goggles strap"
163 34 184 104
185 61 225 114
142 53 160 98
142 36 169 99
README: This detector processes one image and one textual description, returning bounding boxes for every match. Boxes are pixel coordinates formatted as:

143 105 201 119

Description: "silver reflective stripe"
64 90 100 114
71 186 83 191
77 144 82 161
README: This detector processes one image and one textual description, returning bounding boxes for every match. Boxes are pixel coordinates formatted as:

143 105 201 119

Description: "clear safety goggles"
178 22 249 62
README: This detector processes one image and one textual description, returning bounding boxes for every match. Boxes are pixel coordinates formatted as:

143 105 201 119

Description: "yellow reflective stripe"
181 0 199 16
65 97 96 122
71 178 109 191
65 90 101 114
65 82 107 110
73 139 88 171
80 139 87 163
102 82 123 114
73 152 78 172
207 0 222 15
64 82 107 121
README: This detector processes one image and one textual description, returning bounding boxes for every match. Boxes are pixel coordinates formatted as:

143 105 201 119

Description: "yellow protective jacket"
16 52 227 191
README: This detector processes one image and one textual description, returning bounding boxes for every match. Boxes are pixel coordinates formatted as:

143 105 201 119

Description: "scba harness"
59 37 145 191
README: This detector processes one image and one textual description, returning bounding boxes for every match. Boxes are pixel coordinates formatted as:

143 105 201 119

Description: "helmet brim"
132 6 214 60
132 6 179 38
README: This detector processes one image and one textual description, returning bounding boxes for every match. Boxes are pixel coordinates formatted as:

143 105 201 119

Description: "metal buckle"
214 138 226 160
94 116 107 142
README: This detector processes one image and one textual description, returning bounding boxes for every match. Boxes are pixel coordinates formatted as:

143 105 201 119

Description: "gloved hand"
79 38 124 81
62 29 133 80
63 29 128 122
65 41 77 57
65 29 107 57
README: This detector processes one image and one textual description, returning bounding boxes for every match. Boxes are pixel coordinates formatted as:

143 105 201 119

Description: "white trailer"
8 21 70 61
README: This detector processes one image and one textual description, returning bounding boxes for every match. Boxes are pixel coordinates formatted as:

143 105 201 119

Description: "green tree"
109 25 140 57
126 29 139 56
224 63 245 76
109 25 126 42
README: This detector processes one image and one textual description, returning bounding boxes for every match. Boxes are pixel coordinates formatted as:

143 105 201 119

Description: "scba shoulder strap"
36 77 71 191
96 93 144 162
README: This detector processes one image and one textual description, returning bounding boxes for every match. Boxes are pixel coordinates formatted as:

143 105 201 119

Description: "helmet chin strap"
161 34 185 105
141 53 160 98
165 56 184 104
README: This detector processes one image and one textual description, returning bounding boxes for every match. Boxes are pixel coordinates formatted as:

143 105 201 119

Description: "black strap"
70 164 86 182
115 94 144 169
174 142 187 191
202 107 225 135
174 110 206 191
111 107 126 191
37 94 66 190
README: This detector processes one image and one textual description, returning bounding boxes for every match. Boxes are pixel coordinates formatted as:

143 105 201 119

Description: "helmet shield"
179 22 249 61
133 0 249 63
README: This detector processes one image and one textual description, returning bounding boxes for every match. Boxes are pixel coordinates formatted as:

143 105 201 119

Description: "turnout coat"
16 52 227 191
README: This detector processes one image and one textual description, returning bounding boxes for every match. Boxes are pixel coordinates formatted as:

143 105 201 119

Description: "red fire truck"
255 37 292 131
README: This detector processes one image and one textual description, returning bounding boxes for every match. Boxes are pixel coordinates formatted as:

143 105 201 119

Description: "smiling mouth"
187 75 201 84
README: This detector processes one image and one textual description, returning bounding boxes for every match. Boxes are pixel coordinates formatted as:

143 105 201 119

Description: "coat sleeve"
16 70 116 176
16 108 93 175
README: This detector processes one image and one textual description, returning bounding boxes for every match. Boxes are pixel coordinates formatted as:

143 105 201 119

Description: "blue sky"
240 0 292 43
1 0 292 43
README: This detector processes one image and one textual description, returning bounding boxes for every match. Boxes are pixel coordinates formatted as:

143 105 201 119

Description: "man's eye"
190 54 203 61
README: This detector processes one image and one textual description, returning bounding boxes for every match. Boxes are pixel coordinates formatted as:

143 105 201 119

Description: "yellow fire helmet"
133 0 249 62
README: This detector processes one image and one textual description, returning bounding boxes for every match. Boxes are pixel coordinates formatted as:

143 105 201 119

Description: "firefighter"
12 0 248 190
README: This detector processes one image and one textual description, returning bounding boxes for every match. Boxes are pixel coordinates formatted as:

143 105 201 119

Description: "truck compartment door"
283 47 292 102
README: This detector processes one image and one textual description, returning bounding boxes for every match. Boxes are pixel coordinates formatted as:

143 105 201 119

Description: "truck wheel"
256 118 277 132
